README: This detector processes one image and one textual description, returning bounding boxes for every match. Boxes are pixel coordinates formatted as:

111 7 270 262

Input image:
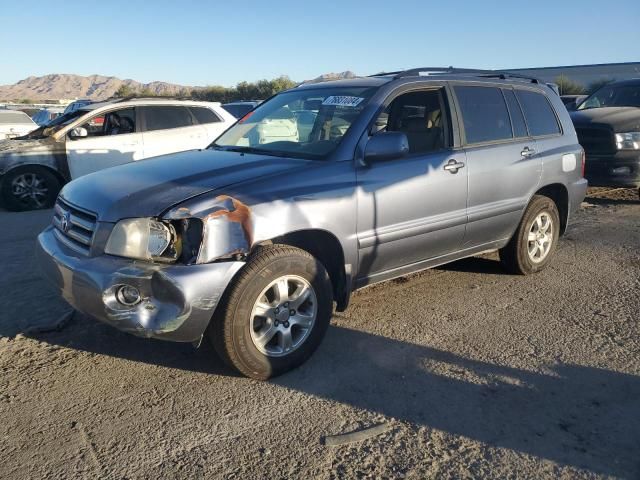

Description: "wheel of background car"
1 166 61 211
208 244 333 380
499 195 560 275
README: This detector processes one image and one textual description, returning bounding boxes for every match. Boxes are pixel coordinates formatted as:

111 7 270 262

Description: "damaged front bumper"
36 225 244 342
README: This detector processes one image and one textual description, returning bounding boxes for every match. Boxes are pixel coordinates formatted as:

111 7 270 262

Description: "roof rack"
105 95 196 103
369 67 540 84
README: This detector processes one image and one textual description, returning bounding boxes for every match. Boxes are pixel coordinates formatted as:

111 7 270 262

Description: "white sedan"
0 110 38 139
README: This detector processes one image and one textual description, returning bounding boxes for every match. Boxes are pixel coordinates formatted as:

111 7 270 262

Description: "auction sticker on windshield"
322 96 365 107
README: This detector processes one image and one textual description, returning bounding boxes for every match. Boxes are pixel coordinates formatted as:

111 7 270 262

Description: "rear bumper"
36 225 244 342
584 152 640 188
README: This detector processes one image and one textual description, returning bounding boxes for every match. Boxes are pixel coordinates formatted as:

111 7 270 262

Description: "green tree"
114 84 137 98
554 75 585 95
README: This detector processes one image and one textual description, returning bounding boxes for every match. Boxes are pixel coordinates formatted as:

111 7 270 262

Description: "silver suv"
37 68 588 379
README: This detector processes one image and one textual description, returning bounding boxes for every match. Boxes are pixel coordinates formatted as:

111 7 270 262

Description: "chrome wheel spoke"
254 324 278 349
275 278 290 303
290 313 313 329
254 301 274 318
279 329 293 352
289 284 311 309
527 232 537 242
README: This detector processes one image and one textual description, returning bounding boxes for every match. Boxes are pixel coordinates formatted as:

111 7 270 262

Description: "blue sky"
1 0 638 87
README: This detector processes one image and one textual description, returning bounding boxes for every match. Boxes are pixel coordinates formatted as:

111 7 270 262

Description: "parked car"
570 79 640 197
37 68 587 379
560 94 588 111
31 107 65 126
63 99 93 114
0 98 235 210
0 110 38 139
221 101 261 119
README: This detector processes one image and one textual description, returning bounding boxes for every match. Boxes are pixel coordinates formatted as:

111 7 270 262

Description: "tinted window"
454 86 512 144
503 89 528 138
515 90 560 136
144 106 194 131
190 107 220 124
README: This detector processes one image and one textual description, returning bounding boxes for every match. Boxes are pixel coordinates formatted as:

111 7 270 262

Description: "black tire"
499 195 560 275
208 245 333 380
1 166 61 211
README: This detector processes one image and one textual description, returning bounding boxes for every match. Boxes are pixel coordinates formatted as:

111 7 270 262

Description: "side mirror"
364 131 409 164
69 127 88 139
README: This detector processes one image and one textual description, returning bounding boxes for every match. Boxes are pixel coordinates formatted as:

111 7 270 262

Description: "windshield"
578 84 640 110
0 111 34 125
213 87 376 159
18 109 88 139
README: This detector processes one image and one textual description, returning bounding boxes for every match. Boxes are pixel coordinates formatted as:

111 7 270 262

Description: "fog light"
116 285 141 306
611 166 631 175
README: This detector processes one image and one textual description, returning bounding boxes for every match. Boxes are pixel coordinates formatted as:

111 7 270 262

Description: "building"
507 62 640 88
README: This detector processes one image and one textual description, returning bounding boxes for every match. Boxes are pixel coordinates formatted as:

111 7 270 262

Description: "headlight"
105 218 181 261
615 132 640 150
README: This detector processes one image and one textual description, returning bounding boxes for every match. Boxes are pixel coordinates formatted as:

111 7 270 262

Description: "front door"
66 107 143 179
356 88 468 284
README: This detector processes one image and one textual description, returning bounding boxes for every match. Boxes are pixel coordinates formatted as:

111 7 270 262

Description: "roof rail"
105 95 195 102
369 67 540 84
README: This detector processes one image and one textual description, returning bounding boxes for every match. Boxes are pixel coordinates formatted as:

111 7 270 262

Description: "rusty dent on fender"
167 195 253 265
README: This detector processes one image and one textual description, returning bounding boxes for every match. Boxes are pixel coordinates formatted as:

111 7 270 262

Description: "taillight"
580 148 586 177
238 111 254 124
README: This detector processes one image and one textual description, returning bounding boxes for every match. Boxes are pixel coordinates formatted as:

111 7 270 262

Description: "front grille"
576 126 616 155
52 198 97 255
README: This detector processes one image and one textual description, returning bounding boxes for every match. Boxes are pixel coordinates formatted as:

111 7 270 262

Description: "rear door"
451 84 541 247
140 106 207 159
66 107 143 179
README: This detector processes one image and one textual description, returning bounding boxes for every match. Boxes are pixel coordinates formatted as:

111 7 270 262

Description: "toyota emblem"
60 212 71 233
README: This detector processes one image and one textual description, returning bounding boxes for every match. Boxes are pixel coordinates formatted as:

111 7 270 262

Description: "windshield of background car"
0 111 34 125
578 84 640 110
214 87 376 159
19 109 88 139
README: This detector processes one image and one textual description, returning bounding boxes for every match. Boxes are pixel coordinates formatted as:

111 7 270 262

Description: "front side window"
578 83 640 110
372 89 447 154
75 108 136 137
454 86 512 144
214 87 376 159
144 106 194 131
515 90 560 137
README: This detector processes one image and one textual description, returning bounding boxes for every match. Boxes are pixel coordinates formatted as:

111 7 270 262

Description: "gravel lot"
1 189 639 479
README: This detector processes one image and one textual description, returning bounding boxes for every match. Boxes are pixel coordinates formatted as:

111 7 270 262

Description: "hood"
570 107 640 133
60 149 315 222
0 137 56 155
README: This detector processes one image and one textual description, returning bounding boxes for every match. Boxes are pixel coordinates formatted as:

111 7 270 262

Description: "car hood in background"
570 107 640 133
60 149 314 222
0 137 62 174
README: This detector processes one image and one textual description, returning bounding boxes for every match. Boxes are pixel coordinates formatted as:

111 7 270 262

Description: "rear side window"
515 90 560 136
503 89 528 138
454 86 512 144
190 107 220 124
144 106 194 131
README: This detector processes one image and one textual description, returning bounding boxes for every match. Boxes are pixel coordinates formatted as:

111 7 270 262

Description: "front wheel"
1 167 61 211
499 195 560 275
208 245 333 380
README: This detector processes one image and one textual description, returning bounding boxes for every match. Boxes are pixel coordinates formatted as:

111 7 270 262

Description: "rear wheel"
499 195 560 275
1 167 61 211
208 245 333 380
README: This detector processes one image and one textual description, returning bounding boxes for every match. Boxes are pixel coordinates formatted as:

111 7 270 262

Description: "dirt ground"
1 188 639 479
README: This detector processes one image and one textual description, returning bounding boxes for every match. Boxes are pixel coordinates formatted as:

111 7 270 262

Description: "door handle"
521 146 536 157
443 159 465 174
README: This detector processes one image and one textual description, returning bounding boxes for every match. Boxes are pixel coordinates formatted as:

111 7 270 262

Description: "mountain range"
0 71 359 101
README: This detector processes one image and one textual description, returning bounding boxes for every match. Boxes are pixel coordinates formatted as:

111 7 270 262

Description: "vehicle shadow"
435 255 506 275
27 319 640 478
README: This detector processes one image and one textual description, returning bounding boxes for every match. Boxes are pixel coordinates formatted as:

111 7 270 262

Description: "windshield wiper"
212 145 293 157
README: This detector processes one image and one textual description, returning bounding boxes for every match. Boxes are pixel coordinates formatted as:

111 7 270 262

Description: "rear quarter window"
454 86 512 144
190 107 221 124
515 90 561 137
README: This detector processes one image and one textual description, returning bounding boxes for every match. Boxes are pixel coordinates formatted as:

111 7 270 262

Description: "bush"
554 75 585 95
